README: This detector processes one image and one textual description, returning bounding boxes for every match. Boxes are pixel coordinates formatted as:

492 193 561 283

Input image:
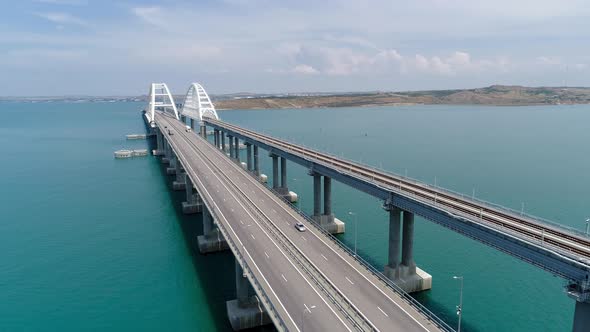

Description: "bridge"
143 83 590 331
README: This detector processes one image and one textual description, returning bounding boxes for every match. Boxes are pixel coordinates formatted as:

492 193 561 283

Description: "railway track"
208 119 590 261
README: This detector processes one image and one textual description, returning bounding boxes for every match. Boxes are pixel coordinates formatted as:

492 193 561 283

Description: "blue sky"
2 0 590 96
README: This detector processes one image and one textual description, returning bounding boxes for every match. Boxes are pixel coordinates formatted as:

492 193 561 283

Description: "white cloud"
536 56 562 65
33 12 87 26
35 0 87 4
131 6 166 28
292 64 319 75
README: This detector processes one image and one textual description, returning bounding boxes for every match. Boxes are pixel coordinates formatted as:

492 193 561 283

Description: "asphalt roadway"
156 113 445 332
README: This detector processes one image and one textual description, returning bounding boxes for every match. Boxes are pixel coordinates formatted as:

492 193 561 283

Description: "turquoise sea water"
1 101 589 331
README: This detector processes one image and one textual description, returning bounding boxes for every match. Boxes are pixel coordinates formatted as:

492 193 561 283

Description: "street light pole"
453 276 464 332
348 211 357 257
585 218 590 236
301 304 316 332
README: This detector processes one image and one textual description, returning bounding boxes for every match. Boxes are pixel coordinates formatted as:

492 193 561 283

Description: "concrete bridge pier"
161 140 171 164
190 118 195 130
153 129 165 156
383 205 431 293
245 143 253 171
229 135 235 158
226 259 271 331
276 156 297 202
172 158 186 190
182 174 202 214
234 137 242 165
221 132 226 153
197 205 229 254
213 129 219 148
181 115 186 123
573 300 590 332
252 145 267 183
200 122 206 138
310 172 345 234
166 154 177 175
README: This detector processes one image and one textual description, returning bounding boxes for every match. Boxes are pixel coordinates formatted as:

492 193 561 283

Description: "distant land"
3 85 590 109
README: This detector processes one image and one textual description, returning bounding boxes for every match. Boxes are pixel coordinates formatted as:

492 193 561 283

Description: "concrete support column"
573 300 590 332
221 132 226 152
181 115 186 123
280 157 287 188
166 154 177 174
227 259 271 331
234 137 240 162
387 207 402 271
173 157 186 190
213 129 218 147
182 174 202 214
323 176 332 216
246 143 252 171
383 204 431 293
271 154 279 189
313 173 321 217
200 123 206 138
229 135 234 158
190 118 195 130
253 146 260 176
235 260 251 306
402 211 416 272
197 205 228 254
203 207 212 236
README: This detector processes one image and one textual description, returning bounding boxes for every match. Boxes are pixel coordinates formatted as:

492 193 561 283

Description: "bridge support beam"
200 122 206 138
213 129 218 148
181 115 186 123
197 206 229 254
172 158 186 190
234 137 240 163
221 132 226 153
190 118 195 130
310 172 344 234
182 174 202 214
166 154 177 175
383 205 431 293
162 140 171 164
573 300 590 332
153 129 165 156
276 157 297 202
226 259 271 331
245 143 252 171
271 154 279 189
229 135 234 158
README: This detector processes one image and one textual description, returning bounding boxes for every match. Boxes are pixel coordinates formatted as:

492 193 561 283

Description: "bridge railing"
259 128 588 239
263 183 455 332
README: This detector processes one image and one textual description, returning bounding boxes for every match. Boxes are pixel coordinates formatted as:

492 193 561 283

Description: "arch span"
145 83 179 125
180 83 219 122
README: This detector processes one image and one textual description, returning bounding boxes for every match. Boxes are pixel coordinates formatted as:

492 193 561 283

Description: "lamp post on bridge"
348 211 358 258
453 276 464 332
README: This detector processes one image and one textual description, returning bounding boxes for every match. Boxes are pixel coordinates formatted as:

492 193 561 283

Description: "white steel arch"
145 83 179 125
180 83 219 121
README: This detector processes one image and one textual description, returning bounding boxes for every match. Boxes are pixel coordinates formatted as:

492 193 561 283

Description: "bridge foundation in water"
182 175 202 214
269 153 298 202
310 172 345 234
226 260 271 331
383 205 431 293
197 206 229 254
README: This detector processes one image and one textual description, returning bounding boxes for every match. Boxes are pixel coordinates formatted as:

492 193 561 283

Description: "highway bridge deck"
155 112 448 332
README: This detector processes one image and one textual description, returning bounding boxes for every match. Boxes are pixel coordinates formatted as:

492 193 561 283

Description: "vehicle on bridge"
185 125 191 132
295 222 306 232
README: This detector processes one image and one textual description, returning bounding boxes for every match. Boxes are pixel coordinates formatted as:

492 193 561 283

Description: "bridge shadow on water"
154 152 276 331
